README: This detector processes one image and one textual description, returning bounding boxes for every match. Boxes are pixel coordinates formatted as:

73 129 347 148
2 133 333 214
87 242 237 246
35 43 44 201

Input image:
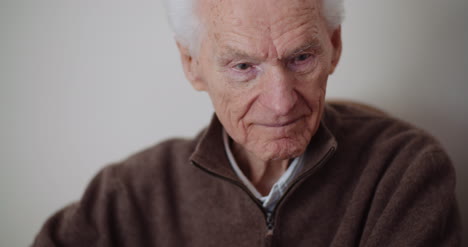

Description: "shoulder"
100 134 203 187
323 101 455 188
78 131 208 206
33 135 206 246
118 136 199 173
323 102 460 245
324 101 446 155
324 100 457 196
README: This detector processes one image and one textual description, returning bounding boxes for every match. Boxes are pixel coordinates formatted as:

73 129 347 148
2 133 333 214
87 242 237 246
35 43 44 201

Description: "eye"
288 53 316 72
293 54 312 64
233 63 252 71
226 62 259 82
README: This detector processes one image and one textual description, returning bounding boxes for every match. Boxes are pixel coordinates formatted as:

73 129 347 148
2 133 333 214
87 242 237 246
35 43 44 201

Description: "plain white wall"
0 0 466 246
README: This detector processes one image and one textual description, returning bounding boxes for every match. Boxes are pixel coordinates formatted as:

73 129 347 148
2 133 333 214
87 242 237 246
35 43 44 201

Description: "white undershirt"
223 129 304 213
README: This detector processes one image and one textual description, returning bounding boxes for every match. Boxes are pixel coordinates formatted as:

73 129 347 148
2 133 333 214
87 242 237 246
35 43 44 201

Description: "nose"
259 66 298 116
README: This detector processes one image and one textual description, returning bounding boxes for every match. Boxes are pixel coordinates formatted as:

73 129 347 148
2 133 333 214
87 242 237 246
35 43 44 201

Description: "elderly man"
33 0 461 246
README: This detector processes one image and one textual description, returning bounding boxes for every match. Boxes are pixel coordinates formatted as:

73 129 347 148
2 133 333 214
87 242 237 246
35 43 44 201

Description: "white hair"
163 0 345 54
322 0 345 29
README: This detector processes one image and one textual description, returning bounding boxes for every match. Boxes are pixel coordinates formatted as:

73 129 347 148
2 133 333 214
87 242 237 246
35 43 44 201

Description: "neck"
231 141 290 196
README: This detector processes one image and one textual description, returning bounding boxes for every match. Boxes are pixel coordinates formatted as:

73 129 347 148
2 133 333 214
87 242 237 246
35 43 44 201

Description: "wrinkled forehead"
197 0 322 39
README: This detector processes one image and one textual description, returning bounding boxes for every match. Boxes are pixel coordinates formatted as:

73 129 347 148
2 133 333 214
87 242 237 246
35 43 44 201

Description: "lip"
258 117 302 128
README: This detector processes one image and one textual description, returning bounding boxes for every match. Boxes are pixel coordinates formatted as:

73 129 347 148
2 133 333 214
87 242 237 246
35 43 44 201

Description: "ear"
328 26 342 75
176 42 207 91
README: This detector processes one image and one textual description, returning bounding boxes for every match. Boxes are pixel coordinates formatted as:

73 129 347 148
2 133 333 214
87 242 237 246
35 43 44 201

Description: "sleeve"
31 165 131 247
361 151 462 247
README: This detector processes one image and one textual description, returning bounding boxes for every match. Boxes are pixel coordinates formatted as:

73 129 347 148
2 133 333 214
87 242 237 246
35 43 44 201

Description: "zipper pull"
266 212 274 230
265 211 274 245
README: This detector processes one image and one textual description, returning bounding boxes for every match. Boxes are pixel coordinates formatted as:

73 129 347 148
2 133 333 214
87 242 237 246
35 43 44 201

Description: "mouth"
258 117 303 128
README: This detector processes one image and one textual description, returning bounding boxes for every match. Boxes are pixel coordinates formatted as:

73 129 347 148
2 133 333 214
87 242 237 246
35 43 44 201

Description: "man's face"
181 0 341 162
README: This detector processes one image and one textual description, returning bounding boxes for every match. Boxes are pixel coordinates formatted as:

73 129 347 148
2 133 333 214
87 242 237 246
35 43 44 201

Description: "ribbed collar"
190 111 338 183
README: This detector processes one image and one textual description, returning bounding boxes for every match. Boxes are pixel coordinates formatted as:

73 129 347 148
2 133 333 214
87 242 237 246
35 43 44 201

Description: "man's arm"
361 150 461 246
32 164 134 247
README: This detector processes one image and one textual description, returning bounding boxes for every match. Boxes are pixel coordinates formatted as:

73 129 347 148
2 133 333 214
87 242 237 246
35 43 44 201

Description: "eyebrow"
287 39 322 57
216 46 263 65
216 39 322 64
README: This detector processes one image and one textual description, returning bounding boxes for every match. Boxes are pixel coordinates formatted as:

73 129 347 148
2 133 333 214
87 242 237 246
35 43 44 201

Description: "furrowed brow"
287 40 322 57
216 46 263 65
216 40 322 65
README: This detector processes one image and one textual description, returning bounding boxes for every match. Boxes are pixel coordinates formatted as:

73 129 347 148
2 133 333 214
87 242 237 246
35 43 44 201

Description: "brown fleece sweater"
32 102 461 247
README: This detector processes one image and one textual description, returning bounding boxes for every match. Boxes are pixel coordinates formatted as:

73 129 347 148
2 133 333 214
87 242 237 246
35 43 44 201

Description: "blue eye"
293 54 311 63
227 62 258 82
288 53 316 73
234 63 252 71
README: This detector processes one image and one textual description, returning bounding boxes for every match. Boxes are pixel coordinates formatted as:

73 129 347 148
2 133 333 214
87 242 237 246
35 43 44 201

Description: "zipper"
260 146 336 231
191 161 267 212
271 147 336 217
265 211 274 246
191 145 336 234
266 212 274 230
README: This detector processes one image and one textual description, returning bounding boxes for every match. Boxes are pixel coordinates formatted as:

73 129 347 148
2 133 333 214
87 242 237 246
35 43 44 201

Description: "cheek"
300 59 329 86
207 83 258 139
295 71 328 108
209 86 252 115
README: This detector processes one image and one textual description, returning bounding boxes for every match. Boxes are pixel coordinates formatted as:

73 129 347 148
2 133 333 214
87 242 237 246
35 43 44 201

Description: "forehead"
198 0 325 57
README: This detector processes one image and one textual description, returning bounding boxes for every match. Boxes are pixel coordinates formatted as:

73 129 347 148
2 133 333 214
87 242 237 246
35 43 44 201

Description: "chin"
258 138 308 161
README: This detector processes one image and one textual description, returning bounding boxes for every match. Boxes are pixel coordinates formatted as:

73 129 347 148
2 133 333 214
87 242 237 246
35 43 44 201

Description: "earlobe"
176 42 206 91
329 26 342 75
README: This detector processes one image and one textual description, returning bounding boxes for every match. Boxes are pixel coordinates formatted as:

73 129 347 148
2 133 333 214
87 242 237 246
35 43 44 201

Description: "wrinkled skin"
178 0 341 192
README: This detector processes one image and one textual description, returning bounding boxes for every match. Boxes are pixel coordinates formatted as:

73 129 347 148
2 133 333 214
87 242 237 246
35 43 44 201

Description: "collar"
190 112 338 183
222 128 304 199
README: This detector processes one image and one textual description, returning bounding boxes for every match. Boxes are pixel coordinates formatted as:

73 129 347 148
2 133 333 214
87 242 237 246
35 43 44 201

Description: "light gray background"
1 0 467 246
